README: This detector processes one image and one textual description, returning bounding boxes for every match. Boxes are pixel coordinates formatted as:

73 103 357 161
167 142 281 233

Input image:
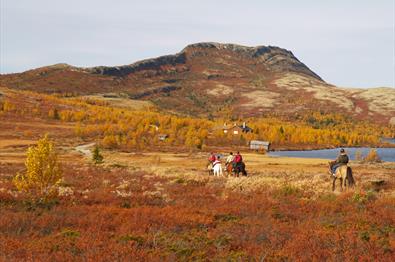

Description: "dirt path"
75 143 95 158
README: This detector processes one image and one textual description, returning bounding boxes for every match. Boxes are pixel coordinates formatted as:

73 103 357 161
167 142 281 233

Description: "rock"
87 53 187 77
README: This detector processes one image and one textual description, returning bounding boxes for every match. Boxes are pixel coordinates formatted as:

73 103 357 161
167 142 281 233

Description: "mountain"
1 42 394 124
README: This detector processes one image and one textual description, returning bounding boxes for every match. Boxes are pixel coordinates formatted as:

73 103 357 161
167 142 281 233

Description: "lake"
269 147 395 162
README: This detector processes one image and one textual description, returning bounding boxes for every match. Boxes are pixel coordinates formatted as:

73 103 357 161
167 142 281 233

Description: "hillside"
1 42 394 124
1 75 395 261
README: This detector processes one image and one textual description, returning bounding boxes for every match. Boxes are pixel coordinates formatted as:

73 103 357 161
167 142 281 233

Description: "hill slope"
1 42 394 124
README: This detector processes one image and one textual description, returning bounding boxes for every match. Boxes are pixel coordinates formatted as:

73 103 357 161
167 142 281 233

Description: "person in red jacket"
233 151 242 169
234 151 242 164
208 152 216 163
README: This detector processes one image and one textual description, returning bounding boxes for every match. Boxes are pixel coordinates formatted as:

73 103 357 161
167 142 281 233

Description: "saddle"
329 162 347 178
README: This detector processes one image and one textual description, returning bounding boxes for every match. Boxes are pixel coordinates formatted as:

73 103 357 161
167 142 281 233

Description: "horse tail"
242 162 247 176
347 166 355 187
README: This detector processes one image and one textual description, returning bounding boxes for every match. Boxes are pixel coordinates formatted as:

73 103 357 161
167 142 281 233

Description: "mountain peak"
182 42 322 81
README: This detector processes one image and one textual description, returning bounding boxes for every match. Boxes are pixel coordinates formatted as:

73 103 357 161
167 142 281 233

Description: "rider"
208 152 216 163
226 152 234 168
213 155 221 167
331 148 349 176
233 151 243 169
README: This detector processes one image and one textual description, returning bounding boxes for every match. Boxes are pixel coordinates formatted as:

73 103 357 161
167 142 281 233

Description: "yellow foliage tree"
364 149 381 163
13 135 63 202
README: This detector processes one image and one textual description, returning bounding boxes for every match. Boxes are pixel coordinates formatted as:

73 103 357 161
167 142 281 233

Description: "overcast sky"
1 0 394 87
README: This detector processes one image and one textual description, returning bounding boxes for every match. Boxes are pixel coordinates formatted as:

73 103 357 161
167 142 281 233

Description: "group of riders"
208 151 247 177
207 148 353 189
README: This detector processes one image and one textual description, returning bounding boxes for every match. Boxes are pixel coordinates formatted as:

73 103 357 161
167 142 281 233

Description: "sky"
1 0 394 88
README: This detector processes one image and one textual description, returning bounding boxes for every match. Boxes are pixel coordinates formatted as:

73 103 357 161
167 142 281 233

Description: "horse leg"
332 177 336 191
242 167 247 176
340 178 343 192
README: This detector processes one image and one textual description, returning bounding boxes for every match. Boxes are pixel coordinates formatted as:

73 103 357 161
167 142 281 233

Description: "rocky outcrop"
86 53 187 77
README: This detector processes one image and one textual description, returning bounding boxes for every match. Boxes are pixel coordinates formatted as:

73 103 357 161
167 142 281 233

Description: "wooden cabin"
222 122 253 135
249 140 270 151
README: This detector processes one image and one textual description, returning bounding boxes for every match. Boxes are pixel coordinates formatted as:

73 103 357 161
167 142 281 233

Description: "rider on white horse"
213 156 223 177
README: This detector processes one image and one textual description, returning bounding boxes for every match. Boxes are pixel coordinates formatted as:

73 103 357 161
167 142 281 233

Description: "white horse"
212 160 223 177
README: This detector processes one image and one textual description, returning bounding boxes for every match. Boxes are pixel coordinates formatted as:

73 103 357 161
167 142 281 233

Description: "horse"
233 162 247 177
225 163 233 176
207 162 213 176
329 163 355 191
213 161 223 177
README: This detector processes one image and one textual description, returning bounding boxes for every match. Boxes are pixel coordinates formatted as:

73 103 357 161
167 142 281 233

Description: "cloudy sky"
1 0 394 87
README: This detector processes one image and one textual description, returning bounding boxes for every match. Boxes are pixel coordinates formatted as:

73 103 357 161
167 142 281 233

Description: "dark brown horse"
226 162 247 177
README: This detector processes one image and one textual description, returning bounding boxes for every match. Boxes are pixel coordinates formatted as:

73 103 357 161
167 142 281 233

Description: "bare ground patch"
241 90 280 108
206 84 234 96
275 73 354 110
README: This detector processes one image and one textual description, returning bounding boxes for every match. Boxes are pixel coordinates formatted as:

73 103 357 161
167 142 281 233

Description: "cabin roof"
250 140 270 145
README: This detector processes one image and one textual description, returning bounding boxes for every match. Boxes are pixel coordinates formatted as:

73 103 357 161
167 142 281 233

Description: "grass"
1 149 394 261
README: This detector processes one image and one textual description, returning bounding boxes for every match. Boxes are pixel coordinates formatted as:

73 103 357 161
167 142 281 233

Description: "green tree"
92 145 104 164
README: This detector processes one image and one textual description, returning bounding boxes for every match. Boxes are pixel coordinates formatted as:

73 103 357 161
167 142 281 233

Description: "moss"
60 228 80 239
118 234 144 246
214 213 239 223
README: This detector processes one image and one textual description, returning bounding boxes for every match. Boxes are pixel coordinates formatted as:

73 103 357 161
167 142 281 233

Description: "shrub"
13 135 63 203
363 149 381 163
48 108 60 120
92 145 104 164
354 149 363 162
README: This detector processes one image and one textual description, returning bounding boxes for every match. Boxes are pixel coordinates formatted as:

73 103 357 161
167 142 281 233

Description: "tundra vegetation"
0 87 394 261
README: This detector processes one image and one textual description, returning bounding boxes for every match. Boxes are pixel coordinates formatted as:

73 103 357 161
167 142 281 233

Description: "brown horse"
329 163 355 191
207 162 213 176
225 163 234 177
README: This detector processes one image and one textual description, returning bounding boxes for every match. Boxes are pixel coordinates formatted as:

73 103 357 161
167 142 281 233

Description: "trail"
75 143 95 158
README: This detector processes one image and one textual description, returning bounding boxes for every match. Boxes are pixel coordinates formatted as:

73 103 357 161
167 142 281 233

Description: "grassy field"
1 136 395 261
1 88 394 261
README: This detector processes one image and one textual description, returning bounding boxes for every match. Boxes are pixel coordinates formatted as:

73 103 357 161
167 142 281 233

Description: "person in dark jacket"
331 148 349 176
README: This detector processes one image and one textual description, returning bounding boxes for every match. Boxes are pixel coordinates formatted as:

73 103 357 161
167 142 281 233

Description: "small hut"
249 140 270 151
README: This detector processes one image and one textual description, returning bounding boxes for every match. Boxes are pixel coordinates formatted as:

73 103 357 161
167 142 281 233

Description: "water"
269 147 395 162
